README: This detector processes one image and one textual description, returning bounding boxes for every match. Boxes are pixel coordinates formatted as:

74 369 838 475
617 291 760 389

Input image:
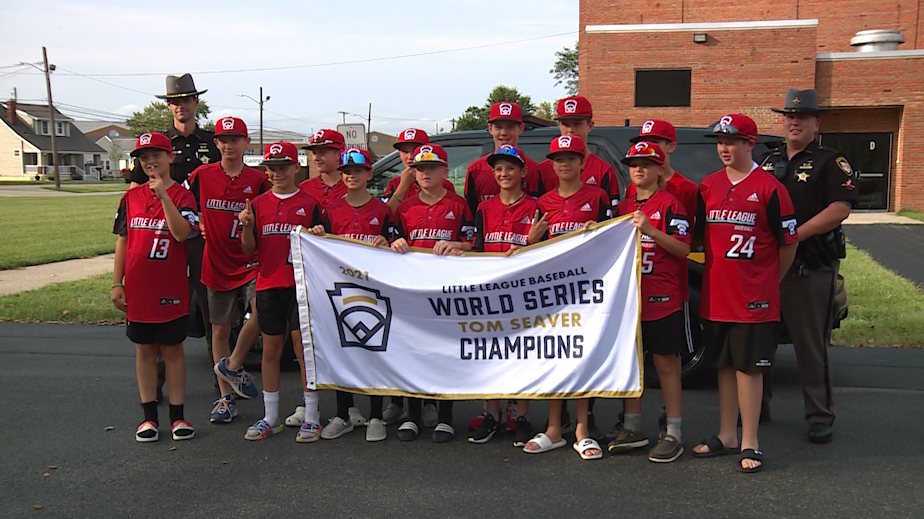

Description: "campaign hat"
771 88 830 115
155 73 207 100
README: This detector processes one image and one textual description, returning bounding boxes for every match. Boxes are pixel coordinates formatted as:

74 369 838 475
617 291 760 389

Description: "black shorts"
641 308 691 356
255 287 299 336
702 320 778 374
126 316 187 345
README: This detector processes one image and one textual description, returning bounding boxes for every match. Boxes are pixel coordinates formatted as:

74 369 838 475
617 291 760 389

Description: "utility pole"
42 47 60 189
366 103 372 150
337 111 348 124
237 88 270 153
450 118 456 132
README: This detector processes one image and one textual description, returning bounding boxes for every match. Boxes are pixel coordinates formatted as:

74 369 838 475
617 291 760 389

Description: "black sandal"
692 435 739 458
396 421 419 441
432 423 454 443
736 448 764 473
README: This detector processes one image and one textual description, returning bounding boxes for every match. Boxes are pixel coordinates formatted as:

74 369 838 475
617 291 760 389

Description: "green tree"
551 43 579 95
126 100 212 136
535 100 555 120
452 86 536 132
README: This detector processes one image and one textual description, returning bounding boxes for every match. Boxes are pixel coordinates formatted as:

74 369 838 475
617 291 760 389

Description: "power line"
56 67 154 96
8 31 577 78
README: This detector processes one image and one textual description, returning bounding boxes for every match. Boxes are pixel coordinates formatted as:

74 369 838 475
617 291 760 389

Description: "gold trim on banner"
316 384 643 400
294 216 646 397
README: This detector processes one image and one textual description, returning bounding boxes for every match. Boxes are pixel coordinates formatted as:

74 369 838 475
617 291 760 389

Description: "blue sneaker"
214 357 259 399
210 395 237 423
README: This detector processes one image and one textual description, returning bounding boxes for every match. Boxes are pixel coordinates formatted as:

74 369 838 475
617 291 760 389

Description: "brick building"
579 1 924 211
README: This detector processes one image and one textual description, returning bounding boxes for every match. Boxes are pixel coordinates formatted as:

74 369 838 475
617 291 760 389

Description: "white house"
1 100 108 179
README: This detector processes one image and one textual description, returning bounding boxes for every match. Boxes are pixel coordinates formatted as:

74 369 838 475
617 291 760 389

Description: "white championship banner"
291 216 642 399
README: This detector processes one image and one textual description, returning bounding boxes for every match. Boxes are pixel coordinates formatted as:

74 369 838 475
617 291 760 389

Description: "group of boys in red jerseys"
112 94 797 472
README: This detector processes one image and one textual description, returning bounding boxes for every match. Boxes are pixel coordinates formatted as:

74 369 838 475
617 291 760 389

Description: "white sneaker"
423 403 439 428
285 406 305 427
366 418 387 442
348 406 368 427
321 417 354 439
383 403 408 425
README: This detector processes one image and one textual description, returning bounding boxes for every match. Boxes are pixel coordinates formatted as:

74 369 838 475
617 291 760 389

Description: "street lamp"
19 47 60 189
238 87 270 154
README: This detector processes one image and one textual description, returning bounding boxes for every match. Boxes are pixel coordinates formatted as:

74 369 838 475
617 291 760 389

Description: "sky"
0 0 579 139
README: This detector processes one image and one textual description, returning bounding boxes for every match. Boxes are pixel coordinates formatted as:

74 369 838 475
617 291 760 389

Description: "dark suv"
371 126 848 382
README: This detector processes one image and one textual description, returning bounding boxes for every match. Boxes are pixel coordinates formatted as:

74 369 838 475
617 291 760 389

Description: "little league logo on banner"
291 217 643 399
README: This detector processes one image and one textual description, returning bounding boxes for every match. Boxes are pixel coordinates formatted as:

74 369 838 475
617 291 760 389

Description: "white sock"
666 417 682 442
263 390 279 426
304 391 320 424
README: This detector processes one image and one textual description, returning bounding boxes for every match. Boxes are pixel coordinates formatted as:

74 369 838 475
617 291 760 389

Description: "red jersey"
473 195 539 253
395 191 475 249
463 152 547 215
250 190 322 291
382 176 455 203
323 197 398 244
298 176 347 209
113 183 200 324
626 171 697 220
693 167 798 323
188 163 271 291
538 184 613 239
617 190 690 321
539 152 620 206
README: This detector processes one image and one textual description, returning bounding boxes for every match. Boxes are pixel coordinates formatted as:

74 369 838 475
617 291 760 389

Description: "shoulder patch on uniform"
835 156 852 176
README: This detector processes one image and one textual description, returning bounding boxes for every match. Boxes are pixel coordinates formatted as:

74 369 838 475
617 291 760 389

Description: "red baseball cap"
488 102 523 124
214 116 248 137
339 147 374 171
302 129 346 151
547 135 587 159
486 144 526 167
131 132 172 156
261 142 299 166
621 141 665 167
705 114 758 142
556 96 593 120
393 128 430 149
411 144 448 167
632 119 676 143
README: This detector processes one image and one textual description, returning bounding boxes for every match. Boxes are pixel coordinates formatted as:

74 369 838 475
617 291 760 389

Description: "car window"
371 145 483 197
669 142 775 185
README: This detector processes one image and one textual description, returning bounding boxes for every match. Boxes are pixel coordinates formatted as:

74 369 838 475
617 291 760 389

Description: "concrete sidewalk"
0 185 126 197
0 254 114 297
843 212 922 225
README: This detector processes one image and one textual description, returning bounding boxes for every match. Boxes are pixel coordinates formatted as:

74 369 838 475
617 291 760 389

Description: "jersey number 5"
149 238 170 259
641 251 655 274
726 234 756 259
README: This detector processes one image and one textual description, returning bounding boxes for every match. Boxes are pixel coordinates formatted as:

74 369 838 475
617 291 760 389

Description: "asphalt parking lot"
1 323 922 518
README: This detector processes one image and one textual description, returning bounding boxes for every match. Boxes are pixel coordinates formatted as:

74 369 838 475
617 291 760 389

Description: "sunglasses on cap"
711 122 755 140
413 151 445 164
340 150 370 167
494 146 523 161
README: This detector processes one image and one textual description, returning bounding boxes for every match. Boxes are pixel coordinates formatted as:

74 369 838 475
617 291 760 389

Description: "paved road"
1 323 922 518
845 225 924 287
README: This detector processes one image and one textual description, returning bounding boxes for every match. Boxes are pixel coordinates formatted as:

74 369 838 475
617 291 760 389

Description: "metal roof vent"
850 29 905 52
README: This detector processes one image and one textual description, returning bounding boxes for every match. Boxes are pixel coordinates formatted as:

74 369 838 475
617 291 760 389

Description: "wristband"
112 283 124 288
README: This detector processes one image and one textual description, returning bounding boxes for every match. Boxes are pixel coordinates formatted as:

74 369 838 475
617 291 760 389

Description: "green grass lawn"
0 273 124 323
897 210 924 223
0 196 120 269
42 184 128 193
831 244 924 347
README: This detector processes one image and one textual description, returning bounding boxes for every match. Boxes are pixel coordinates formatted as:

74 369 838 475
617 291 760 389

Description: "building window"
634 69 692 108
39 120 50 135
56 121 66 136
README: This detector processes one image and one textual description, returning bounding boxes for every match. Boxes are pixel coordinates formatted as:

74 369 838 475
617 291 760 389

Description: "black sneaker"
512 416 532 447
468 413 499 444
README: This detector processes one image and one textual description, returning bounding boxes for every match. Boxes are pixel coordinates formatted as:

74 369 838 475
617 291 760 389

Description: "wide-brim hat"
770 88 830 115
155 73 208 100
